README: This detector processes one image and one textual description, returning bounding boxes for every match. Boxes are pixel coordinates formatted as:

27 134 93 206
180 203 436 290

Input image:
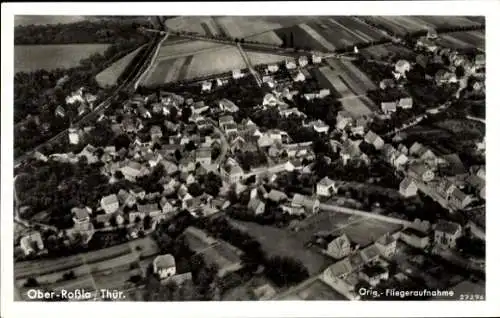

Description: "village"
13 23 485 302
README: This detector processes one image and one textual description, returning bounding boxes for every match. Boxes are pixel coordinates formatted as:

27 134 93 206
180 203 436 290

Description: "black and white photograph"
1 1 499 318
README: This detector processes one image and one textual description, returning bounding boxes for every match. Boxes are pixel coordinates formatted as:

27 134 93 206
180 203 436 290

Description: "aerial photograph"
12 15 486 302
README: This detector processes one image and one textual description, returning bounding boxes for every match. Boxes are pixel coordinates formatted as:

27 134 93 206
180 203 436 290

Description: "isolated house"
153 254 176 279
399 177 418 198
375 234 397 259
298 56 309 67
72 206 92 224
316 176 337 197
381 101 397 114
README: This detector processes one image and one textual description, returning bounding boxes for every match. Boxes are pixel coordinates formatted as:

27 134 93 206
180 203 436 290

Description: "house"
336 111 353 130
286 59 297 70
201 81 212 92
219 115 235 128
360 244 381 264
72 206 92 224
121 161 145 182
312 54 322 64
153 254 176 279
399 177 418 197
318 89 331 98
262 75 275 88
311 120 330 134
416 54 429 69
19 231 44 256
427 28 438 39
395 59 411 77
316 176 337 197
232 69 244 79
291 70 306 82
326 234 352 259
291 194 319 214
398 97 413 109
381 101 397 114
340 139 366 165
68 127 80 145
220 160 244 183
55 105 66 117
400 227 429 249
408 163 434 182
247 198 266 215
262 93 278 107
266 189 288 203
392 152 409 170
298 55 308 67
179 157 196 173
375 234 397 259
161 160 179 176
219 99 239 113
474 54 485 67
465 174 485 200
379 78 395 90
281 203 306 215
191 101 209 114
324 258 353 280
117 189 136 207
253 283 277 300
434 220 462 248
359 264 389 287
196 148 212 165
100 194 119 214
449 188 473 210
267 64 279 73
416 37 438 52
150 125 163 140
364 131 385 150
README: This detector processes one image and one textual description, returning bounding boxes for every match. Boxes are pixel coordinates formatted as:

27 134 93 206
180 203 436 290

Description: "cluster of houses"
313 215 466 300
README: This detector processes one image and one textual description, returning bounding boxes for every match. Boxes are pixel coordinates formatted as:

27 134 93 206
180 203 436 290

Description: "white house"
201 81 212 92
395 59 411 77
153 254 177 279
316 176 337 197
399 177 418 197
68 127 80 145
267 64 279 73
232 69 244 79
298 56 309 67
286 60 297 70
312 54 322 64
100 194 119 214
398 97 413 109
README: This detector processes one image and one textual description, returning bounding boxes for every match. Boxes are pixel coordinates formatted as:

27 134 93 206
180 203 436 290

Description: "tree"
24 277 39 287
289 32 294 48
143 214 152 230
114 170 124 180
62 271 76 281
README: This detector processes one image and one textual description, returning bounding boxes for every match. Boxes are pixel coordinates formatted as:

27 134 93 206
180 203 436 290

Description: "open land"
215 16 283 39
436 31 485 51
229 218 333 275
184 46 246 79
15 44 110 73
246 31 283 46
246 52 291 66
96 45 144 87
360 43 417 60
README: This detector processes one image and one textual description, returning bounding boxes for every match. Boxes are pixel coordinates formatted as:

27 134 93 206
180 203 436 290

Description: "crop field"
274 25 328 51
341 96 374 116
437 31 485 51
325 59 376 95
157 41 225 59
96 45 144 87
143 57 188 86
311 68 342 99
298 23 337 51
229 219 332 275
184 46 246 80
320 66 354 97
15 43 111 74
214 16 283 39
362 16 411 36
306 18 374 48
416 16 481 29
246 52 290 66
330 17 389 42
165 16 207 35
246 31 283 45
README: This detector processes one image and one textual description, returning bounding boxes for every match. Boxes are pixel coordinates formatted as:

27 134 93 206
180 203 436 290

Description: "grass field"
306 19 360 48
339 218 403 247
157 41 225 59
15 43 110 74
96 45 144 87
184 46 246 79
319 66 354 97
416 16 481 29
360 43 416 60
341 96 374 116
325 59 376 95
165 16 207 35
330 17 388 42
295 279 347 300
229 219 332 275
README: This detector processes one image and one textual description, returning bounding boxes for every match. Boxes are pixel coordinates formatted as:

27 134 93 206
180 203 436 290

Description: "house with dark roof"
153 254 176 279
291 194 320 214
248 198 266 215
400 227 430 249
359 264 389 287
326 234 352 259
434 220 462 248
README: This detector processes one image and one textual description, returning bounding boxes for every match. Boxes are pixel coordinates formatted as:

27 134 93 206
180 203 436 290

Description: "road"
236 43 262 87
466 115 485 124
14 32 165 166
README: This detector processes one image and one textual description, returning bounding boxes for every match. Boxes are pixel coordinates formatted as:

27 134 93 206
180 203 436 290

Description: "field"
325 59 376 95
165 16 208 35
339 218 402 247
95 45 144 87
436 31 485 51
215 16 284 39
246 52 290 66
142 57 187 86
330 17 388 42
158 40 225 59
275 25 328 51
15 15 87 26
15 237 159 300
185 46 246 79
298 23 337 51
246 31 283 45
15 44 110 73
229 219 332 275
360 43 416 60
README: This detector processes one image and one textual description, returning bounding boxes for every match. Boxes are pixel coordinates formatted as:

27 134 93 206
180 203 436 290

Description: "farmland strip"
177 55 194 80
164 57 187 83
298 23 336 51
213 17 230 38
201 22 214 37
328 18 369 43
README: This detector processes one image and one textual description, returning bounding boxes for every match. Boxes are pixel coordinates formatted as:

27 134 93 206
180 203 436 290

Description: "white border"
2 1 499 318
